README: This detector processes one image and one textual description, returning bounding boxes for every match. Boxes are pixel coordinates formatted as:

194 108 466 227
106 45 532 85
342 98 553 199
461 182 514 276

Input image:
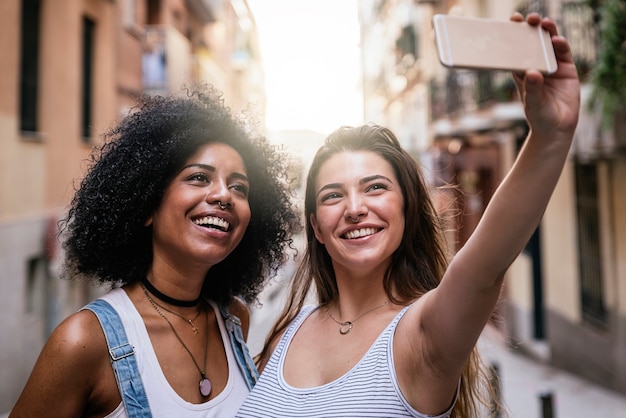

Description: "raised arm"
409 12 580 382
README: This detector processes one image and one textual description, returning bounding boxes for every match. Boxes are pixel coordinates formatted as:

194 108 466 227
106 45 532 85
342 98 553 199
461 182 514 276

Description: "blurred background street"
478 325 626 417
2 0 625 416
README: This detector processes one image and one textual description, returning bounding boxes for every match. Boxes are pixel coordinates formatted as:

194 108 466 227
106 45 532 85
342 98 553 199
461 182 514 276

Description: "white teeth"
194 216 230 231
344 228 377 239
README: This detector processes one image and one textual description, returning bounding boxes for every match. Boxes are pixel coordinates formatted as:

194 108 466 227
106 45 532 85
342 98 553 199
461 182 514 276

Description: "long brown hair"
259 124 501 417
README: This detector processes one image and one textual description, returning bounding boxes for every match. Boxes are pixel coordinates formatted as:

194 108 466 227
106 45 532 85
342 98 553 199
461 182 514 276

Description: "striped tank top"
237 305 455 417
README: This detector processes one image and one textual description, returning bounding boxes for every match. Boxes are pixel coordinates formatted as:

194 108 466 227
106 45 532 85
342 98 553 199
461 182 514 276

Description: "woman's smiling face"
147 142 251 271
310 150 405 274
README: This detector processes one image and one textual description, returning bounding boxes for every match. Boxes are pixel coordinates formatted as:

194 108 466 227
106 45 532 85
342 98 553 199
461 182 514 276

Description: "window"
575 161 607 328
82 16 95 140
395 26 417 63
147 0 161 25
19 0 42 133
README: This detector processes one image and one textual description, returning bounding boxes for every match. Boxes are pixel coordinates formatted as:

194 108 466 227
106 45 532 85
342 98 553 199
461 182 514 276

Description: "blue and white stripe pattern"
237 304 454 418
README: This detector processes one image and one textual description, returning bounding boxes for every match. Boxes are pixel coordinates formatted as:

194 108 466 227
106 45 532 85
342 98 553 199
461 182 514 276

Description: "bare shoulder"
44 309 109 370
10 309 114 417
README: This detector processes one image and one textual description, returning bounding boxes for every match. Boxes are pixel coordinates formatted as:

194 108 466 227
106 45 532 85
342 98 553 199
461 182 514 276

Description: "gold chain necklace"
147 293 202 335
327 301 389 335
142 284 212 397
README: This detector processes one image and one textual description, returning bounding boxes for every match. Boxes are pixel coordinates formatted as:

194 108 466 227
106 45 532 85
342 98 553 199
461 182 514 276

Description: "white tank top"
237 304 456 418
100 288 250 418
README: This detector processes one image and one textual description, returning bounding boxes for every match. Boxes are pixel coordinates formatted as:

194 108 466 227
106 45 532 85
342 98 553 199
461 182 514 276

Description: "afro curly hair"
60 85 301 305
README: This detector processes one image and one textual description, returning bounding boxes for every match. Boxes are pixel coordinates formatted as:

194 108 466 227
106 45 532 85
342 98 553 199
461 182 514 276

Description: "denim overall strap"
84 299 152 418
218 304 259 389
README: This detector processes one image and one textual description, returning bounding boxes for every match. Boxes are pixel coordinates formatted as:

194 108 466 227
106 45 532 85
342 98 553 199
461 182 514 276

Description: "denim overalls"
85 299 259 418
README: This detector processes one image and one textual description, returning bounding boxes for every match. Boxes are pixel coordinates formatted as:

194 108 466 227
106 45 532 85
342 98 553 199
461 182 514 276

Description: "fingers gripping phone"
433 14 558 74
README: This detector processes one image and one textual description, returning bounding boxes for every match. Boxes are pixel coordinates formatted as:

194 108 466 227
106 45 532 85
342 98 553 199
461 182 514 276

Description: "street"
479 325 626 417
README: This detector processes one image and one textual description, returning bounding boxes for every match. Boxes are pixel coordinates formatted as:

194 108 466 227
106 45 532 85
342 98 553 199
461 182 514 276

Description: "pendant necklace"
327 301 389 335
142 284 212 397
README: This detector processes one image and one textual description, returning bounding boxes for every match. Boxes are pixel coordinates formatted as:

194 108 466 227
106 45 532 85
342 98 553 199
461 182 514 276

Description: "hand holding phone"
433 14 558 74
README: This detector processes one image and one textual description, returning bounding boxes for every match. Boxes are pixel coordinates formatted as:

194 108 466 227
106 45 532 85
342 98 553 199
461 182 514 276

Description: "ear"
309 213 325 244
144 216 153 227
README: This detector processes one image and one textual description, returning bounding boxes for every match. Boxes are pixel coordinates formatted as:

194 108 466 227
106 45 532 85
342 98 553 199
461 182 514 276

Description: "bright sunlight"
248 0 363 136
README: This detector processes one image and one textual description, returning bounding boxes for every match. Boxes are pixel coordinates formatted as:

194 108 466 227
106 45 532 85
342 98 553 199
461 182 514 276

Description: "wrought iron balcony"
429 69 517 121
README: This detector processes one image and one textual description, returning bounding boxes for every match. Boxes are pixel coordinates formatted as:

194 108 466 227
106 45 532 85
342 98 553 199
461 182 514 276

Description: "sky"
247 0 363 136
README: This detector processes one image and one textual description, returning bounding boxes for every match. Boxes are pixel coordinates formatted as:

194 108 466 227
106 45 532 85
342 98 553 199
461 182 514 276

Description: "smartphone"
433 14 558 74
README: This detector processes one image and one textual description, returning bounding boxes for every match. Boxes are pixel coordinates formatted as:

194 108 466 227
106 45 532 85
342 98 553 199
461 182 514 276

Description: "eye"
366 183 388 192
187 172 210 183
229 182 249 198
320 192 341 202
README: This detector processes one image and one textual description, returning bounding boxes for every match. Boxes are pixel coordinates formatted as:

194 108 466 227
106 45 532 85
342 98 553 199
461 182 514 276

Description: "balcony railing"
429 69 516 121
561 1 599 78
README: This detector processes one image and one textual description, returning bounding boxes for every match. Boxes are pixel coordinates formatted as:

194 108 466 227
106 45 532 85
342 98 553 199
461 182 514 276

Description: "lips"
342 227 379 239
193 215 230 232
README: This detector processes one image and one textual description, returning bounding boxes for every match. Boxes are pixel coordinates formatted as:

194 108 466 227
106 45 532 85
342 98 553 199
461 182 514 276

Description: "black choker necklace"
141 277 201 308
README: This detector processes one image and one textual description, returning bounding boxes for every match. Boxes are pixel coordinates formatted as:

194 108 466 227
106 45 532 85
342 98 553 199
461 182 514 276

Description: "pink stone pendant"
199 377 212 397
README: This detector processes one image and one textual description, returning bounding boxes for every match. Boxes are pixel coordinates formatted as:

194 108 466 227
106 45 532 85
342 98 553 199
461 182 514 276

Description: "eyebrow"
316 174 393 198
361 174 392 184
182 163 249 182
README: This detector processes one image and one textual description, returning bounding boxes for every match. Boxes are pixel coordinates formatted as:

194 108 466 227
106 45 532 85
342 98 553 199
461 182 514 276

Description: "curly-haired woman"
9 85 300 418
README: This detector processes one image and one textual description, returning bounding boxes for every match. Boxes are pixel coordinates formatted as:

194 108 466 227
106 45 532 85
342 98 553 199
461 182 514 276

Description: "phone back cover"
434 15 557 74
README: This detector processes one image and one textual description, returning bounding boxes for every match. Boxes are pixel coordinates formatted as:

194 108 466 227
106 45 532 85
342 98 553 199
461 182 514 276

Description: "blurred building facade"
358 0 626 395
0 0 263 412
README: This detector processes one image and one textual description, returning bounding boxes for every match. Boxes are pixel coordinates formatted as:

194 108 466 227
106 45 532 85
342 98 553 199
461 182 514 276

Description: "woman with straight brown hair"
237 12 580 418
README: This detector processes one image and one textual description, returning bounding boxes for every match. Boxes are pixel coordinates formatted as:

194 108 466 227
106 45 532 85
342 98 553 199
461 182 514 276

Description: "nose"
206 179 232 208
345 193 367 222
